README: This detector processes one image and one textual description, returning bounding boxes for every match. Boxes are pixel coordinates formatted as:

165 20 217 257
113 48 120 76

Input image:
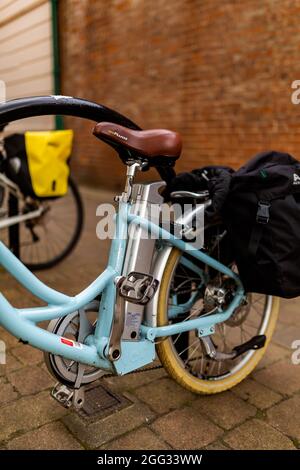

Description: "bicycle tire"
156 246 279 394
21 176 84 270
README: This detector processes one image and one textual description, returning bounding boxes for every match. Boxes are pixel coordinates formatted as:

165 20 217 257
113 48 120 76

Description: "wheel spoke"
17 179 83 268
162 249 273 383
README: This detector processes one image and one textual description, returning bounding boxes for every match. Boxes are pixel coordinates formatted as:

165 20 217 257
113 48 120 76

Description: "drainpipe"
51 0 63 129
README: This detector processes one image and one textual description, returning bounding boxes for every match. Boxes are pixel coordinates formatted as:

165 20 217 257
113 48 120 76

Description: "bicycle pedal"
51 383 85 410
51 383 74 409
116 271 159 305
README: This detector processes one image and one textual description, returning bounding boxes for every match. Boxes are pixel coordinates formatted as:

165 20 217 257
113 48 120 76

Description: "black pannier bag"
3 133 35 197
223 151 300 298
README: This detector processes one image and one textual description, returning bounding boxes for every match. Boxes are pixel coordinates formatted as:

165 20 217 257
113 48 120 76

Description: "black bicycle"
0 123 84 270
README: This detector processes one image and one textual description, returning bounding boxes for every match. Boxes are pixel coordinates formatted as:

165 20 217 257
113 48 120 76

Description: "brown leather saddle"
93 122 182 167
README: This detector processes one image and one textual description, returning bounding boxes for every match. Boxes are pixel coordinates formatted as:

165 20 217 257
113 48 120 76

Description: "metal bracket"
200 335 236 362
197 326 215 337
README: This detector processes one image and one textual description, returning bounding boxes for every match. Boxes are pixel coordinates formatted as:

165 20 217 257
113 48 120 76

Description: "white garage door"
0 0 55 131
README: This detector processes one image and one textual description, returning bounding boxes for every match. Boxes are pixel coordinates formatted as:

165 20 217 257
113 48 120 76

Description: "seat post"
117 161 145 203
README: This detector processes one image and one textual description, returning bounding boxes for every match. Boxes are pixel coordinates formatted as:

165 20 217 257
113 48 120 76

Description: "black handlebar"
0 95 141 130
0 95 176 182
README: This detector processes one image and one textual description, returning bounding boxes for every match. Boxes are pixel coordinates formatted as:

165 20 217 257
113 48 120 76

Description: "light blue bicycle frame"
0 192 245 376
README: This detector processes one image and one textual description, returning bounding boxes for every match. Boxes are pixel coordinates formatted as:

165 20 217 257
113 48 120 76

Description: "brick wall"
59 0 300 189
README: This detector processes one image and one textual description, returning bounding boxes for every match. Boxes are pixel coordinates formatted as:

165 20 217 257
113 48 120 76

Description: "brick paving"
0 187 299 450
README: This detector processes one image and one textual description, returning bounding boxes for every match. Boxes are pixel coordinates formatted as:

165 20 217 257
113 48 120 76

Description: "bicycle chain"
99 362 163 381
99 355 204 381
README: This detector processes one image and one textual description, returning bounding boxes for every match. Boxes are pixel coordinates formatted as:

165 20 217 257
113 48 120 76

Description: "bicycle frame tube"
0 207 44 229
0 195 244 374
0 173 47 230
127 213 245 340
0 201 129 369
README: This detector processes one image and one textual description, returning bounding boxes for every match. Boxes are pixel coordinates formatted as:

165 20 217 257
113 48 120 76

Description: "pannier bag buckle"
256 201 270 224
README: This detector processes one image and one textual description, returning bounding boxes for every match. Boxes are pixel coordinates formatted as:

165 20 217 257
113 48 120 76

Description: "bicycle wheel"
19 176 84 270
156 229 279 395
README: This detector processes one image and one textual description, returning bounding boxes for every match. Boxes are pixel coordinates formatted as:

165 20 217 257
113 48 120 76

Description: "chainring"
44 300 105 387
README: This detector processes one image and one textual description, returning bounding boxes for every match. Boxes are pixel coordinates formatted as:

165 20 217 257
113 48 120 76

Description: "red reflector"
61 337 74 347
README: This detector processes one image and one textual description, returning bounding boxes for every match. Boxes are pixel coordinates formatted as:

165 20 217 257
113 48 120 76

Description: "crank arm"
72 386 85 409
107 292 125 362
72 304 99 405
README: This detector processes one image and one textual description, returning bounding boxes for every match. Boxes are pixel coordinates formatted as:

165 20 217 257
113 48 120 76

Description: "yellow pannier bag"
25 130 73 198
